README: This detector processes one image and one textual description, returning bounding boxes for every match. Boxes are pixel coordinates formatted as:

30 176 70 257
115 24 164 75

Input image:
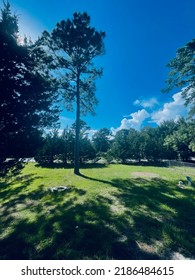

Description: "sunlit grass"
0 163 194 259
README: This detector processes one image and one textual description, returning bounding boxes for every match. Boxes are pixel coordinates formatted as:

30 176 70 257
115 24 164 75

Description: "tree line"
35 118 195 165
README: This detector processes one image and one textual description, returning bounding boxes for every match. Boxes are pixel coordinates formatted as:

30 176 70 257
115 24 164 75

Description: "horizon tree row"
35 118 195 165
109 119 194 163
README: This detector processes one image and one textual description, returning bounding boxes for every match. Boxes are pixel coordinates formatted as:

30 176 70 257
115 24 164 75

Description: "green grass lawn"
0 162 194 260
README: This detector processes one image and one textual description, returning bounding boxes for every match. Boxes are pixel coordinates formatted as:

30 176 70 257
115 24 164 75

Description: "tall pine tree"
40 12 105 174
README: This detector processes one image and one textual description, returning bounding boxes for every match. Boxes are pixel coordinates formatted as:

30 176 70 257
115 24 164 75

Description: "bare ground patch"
131 172 160 178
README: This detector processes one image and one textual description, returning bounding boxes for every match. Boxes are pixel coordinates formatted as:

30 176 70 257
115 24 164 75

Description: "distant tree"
92 128 110 154
188 122 195 152
60 127 75 164
71 119 91 138
111 129 130 163
157 120 178 160
139 127 162 162
164 39 195 118
0 2 59 159
127 128 144 162
164 119 195 161
35 130 64 165
41 12 105 174
80 137 96 163
71 120 96 163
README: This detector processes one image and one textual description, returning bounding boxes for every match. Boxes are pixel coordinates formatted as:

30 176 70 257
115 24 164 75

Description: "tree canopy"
92 128 110 154
164 39 195 118
0 2 59 158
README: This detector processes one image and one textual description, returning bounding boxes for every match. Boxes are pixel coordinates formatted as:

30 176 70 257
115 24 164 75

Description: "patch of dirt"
136 242 193 260
131 172 160 178
170 252 192 260
136 241 157 255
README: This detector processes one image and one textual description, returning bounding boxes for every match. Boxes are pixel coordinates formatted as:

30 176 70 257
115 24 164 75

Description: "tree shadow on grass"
0 171 194 260
114 177 194 254
35 162 108 170
0 159 25 178
0 195 160 260
78 173 195 259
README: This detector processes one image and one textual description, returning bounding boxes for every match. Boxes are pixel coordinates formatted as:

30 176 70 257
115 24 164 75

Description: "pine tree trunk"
74 75 80 175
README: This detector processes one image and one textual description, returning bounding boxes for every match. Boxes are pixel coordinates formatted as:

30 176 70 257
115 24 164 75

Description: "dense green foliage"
35 118 194 166
92 128 110 154
0 2 59 159
164 119 195 160
35 122 95 165
110 119 194 162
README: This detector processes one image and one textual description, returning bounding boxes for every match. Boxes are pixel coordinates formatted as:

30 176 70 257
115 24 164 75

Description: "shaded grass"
0 163 194 259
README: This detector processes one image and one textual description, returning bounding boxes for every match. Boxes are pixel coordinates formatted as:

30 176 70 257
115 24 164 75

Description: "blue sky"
8 0 195 133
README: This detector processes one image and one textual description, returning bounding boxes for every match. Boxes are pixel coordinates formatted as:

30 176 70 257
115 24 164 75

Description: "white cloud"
86 129 98 139
133 99 140 106
133 97 159 108
111 109 150 134
151 91 188 125
111 91 190 135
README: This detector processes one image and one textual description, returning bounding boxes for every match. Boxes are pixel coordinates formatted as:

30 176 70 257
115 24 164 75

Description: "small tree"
41 13 105 174
157 120 178 160
111 129 130 163
92 128 110 154
127 128 143 162
80 137 96 163
71 120 96 163
139 127 162 162
35 130 64 165
60 127 74 164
